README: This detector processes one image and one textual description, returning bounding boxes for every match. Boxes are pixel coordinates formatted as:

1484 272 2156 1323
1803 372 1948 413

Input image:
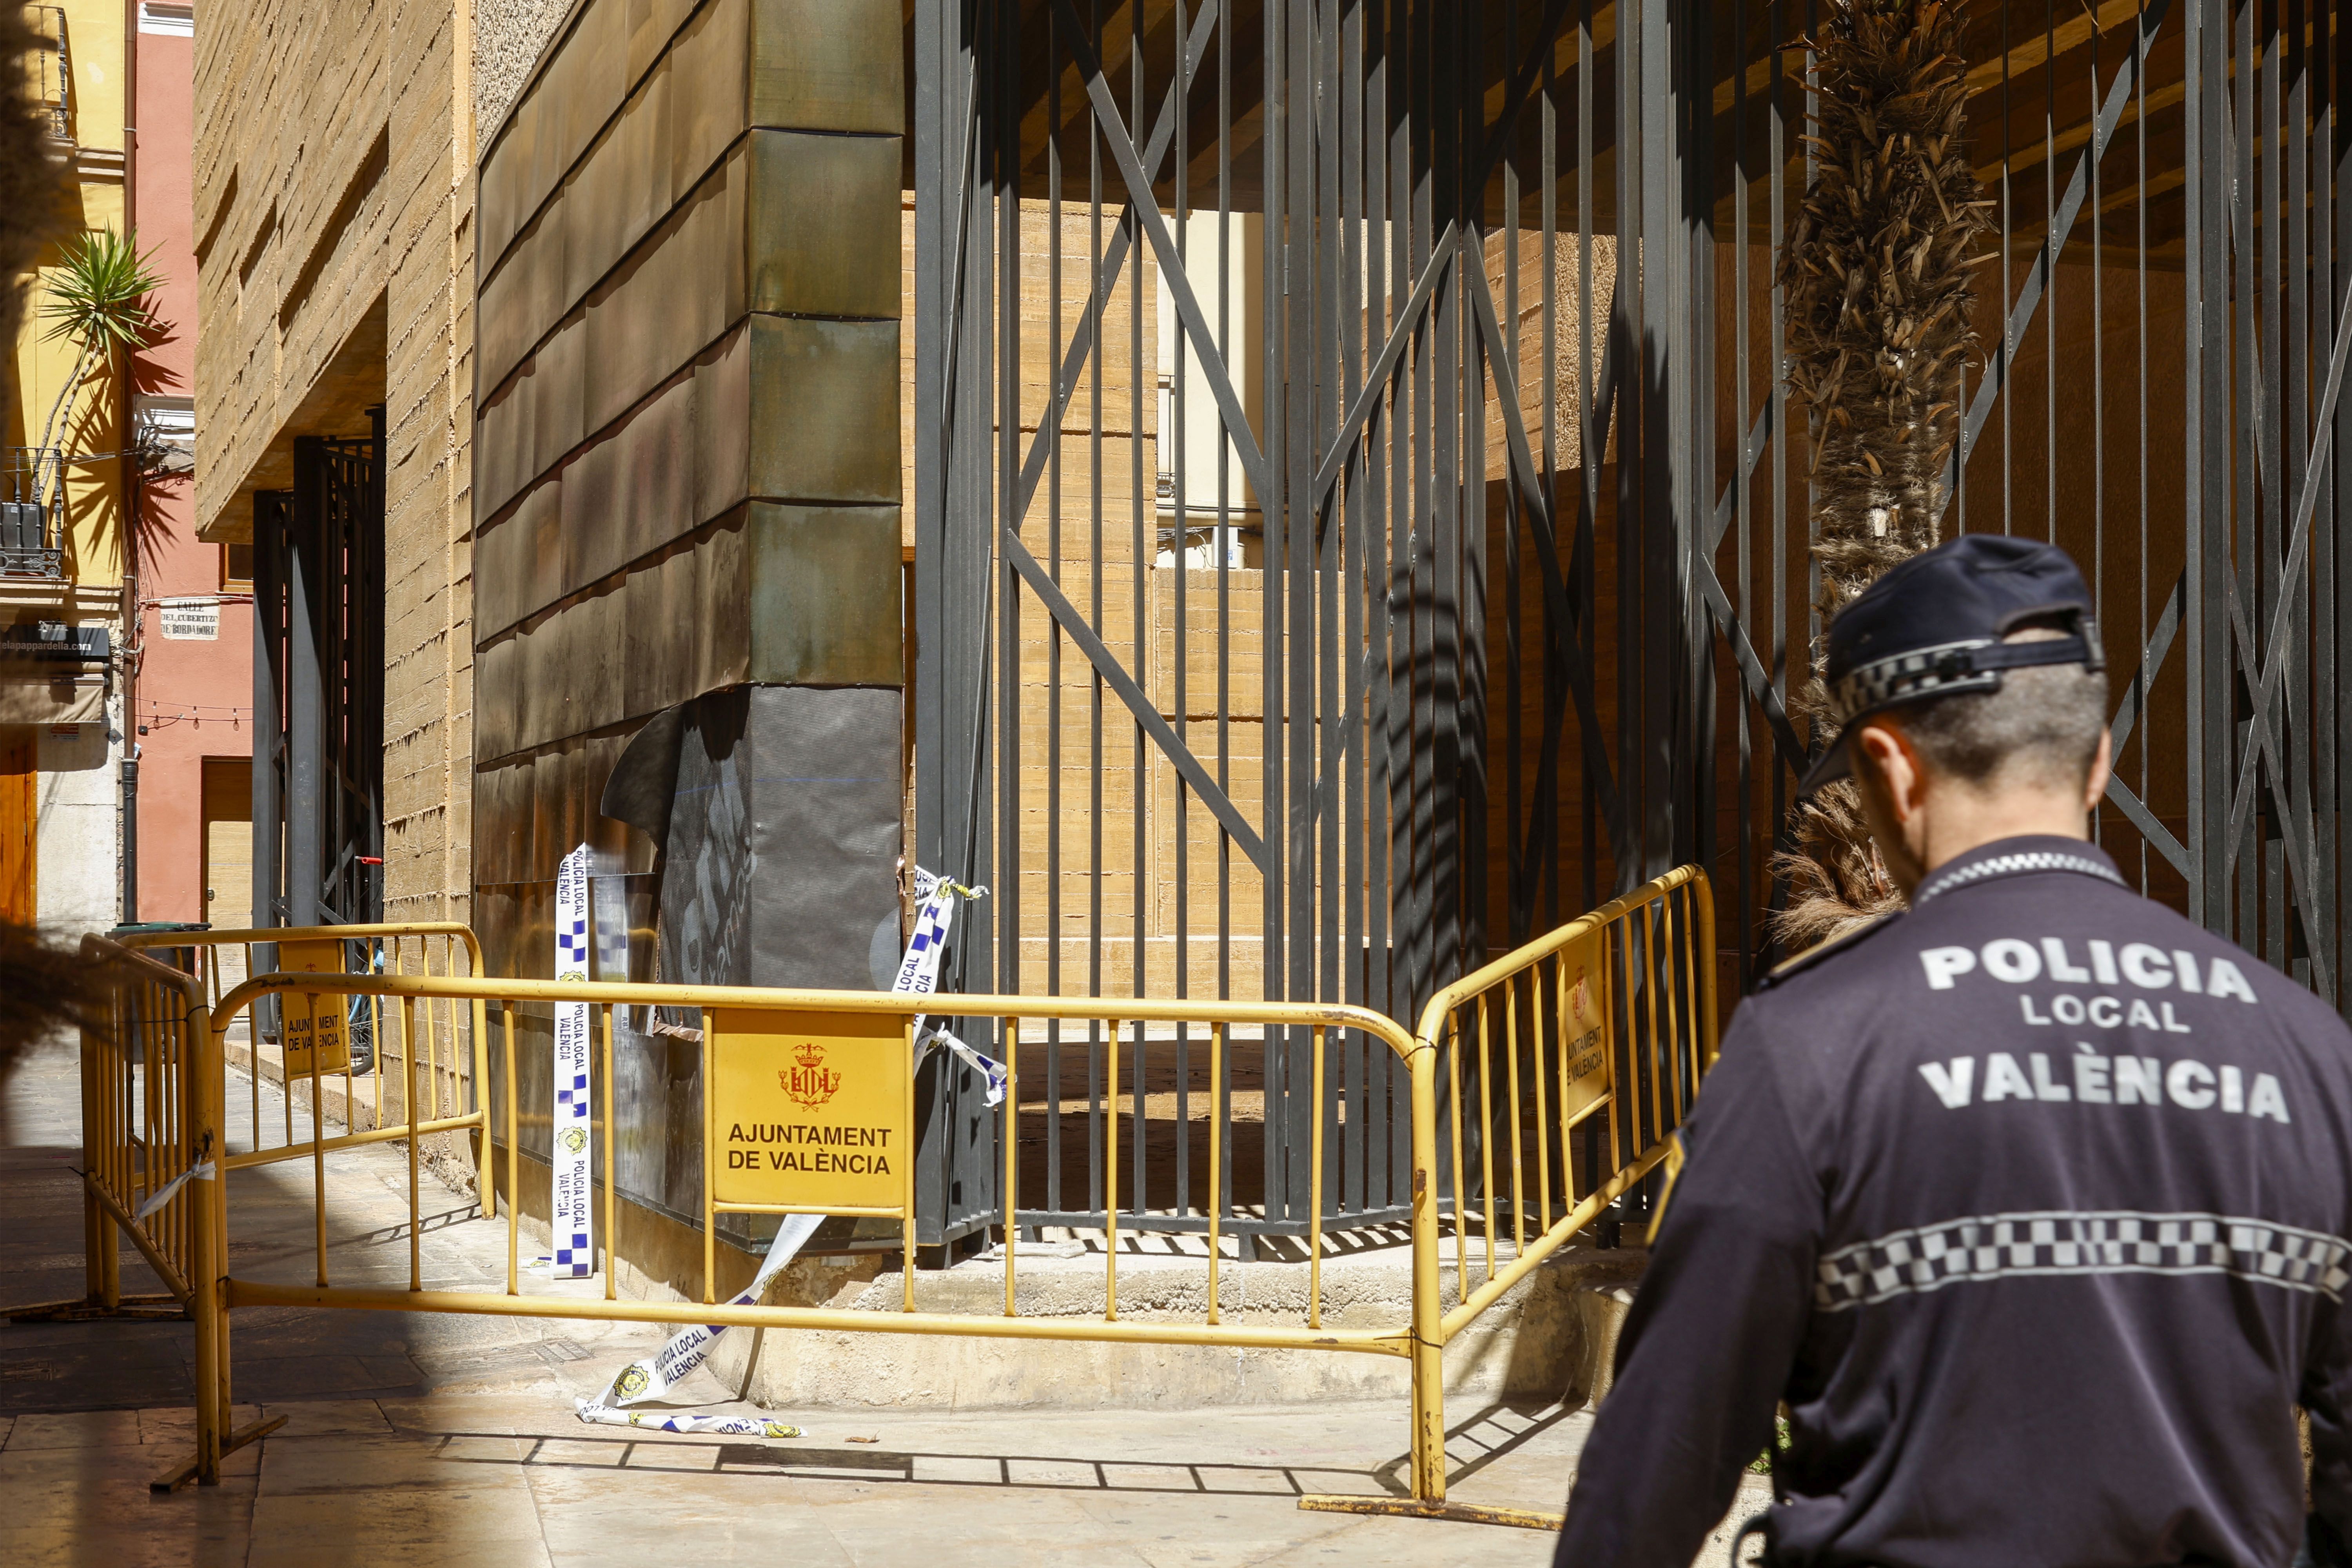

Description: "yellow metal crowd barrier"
43 923 493 1485
98 872 1715 1524
1311 862 1721 1526
113 922 492 1191
51 937 212 1318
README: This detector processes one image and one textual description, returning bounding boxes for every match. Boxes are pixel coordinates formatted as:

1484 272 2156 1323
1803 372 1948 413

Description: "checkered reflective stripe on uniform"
1913 850 2129 904
1814 1210 2352 1312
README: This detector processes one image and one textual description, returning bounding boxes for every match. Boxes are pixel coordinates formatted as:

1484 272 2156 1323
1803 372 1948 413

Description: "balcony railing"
23 6 67 145
0 447 64 578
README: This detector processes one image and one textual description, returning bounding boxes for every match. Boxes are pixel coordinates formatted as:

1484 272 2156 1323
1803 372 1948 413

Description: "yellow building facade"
1 0 136 931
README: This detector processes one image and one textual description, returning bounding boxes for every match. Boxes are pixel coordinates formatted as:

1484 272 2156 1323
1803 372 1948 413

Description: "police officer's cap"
1800 534 2103 795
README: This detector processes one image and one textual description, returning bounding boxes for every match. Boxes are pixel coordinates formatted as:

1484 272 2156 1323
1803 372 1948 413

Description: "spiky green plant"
36 228 162 477
1772 0 1992 950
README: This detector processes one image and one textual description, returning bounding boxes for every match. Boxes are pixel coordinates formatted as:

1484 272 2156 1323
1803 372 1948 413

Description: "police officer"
1553 534 2352 1567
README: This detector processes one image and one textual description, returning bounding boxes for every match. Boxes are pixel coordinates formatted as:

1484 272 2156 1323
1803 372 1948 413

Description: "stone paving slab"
0 1387 1774 1567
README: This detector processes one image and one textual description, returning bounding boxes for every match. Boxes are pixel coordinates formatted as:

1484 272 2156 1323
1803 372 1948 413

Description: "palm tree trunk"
37 336 93 458
1772 0 1991 951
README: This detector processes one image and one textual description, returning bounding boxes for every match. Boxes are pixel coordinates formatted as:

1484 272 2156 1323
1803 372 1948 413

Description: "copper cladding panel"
605 371 695 589
534 321 588 487
693 508 752 696
745 315 901 506
476 637 521 768
747 0 904 136
746 503 904 686
666 0 753 200
746 130 902 321
582 144 748 434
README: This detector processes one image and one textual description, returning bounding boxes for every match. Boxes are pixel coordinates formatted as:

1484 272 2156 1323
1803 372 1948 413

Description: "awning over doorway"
0 622 111 725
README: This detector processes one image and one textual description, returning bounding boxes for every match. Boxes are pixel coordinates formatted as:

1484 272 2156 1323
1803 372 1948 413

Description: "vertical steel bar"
1087 0 1107 1241
1172 0 1193 1229
1338 0 1366 1220
1577 0 1599 922
2136 0 2151 897
2045 0 2058 548
1284 0 1318 1237
1766 0 1791 953
1385 0 1413 1196
2090 11 2107 865
2287 0 2314 986
1127 0 1150 1233
1213 0 1235 1095
1260 0 1288 1244
998 0 1023 1240
1044 0 1064 1225
2328 0 2349 1002
2183 0 2211 924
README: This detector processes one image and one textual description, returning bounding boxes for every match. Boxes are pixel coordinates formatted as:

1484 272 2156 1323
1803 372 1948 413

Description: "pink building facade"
129 0 250 928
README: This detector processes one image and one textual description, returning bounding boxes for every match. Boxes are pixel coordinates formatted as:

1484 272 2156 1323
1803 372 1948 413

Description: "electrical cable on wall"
136 699 252 732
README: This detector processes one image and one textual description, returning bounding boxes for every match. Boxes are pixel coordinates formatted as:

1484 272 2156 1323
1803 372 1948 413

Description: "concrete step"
695 1238 1650 1412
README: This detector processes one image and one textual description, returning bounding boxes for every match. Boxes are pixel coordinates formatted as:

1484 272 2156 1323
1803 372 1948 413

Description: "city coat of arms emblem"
782 1042 842 1109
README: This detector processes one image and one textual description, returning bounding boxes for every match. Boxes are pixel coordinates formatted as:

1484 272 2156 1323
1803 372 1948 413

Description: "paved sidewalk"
0 1034 1766 1566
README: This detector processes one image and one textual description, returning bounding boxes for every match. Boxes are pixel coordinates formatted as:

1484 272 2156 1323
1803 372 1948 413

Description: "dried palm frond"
1772 0 1991 949
0 5 67 430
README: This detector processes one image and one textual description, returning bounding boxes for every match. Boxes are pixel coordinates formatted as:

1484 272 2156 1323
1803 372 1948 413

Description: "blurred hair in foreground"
0 924 93 1079
0 3 91 1090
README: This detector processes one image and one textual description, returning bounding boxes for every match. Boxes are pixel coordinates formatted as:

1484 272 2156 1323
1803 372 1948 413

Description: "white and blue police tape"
132 1159 214 1223
902 869 1004 1106
575 1210 823 1437
573 869 989 1437
545 844 595 1279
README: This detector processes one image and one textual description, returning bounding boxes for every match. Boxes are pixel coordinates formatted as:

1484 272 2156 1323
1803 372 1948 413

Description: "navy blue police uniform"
1554 537 2352 1568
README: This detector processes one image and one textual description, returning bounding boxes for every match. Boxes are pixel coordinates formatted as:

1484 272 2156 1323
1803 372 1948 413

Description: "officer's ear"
1851 719 1926 823
2082 726 2113 813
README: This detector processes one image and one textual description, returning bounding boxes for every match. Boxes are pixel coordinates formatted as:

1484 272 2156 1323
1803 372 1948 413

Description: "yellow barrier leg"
82 1027 105 1305
98 1201 121 1311
1408 1043 1447 1505
189 1010 222 1488
190 1228 220 1485
1298 1039 1572 1532
83 1187 110 1306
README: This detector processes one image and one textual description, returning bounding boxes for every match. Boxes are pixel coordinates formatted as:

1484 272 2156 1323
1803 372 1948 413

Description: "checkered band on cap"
1827 638 2007 724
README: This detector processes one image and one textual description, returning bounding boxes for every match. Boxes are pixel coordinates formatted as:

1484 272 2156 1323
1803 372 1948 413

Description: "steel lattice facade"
906 0 2352 1243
